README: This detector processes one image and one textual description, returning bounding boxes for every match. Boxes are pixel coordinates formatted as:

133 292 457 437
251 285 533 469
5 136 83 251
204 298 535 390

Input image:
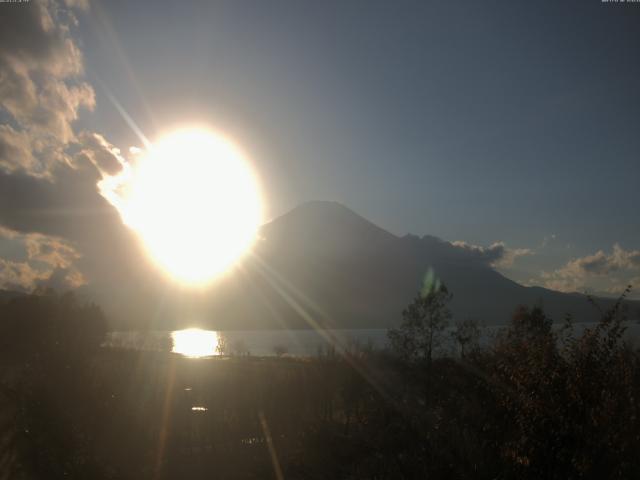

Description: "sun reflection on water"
171 329 220 358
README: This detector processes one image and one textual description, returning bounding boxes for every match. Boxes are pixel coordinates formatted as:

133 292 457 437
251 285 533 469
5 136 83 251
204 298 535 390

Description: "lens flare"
98 128 263 285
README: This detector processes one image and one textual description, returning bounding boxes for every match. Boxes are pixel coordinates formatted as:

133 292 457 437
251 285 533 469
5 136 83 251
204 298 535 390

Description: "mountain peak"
260 201 396 247
262 201 397 255
285 200 364 217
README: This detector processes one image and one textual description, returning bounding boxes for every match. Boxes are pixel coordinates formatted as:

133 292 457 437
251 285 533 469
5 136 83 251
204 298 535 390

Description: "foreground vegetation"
0 287 639 479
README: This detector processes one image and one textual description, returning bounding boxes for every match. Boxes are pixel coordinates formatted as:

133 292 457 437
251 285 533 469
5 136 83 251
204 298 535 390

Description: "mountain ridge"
194 200 635 330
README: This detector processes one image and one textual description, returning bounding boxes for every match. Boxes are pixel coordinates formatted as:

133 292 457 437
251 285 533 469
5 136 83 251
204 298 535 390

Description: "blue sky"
0 0 639 298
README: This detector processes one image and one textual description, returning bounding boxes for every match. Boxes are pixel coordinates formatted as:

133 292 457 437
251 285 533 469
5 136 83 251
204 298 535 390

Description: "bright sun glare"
171 329 219 358
101 129 263 285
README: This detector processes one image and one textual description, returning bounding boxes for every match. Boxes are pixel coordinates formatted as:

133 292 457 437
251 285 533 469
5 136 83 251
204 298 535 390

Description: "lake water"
104 322 640 358
104 328 390 357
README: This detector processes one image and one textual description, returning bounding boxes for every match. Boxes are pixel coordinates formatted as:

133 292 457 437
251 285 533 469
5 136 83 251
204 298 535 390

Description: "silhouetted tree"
508 304 553 341
388 283 452 363
3 284 640 479
451 318 480 358
491 288 640 479
0 291 108 479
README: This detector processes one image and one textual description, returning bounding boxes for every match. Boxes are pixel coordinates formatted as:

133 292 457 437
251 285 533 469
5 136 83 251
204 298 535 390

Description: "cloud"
74 132 127 176
64 0 90 10
0 0 95 178
0 0 132 294
450 240 533 268
536 244 640 293
0 225 85 291
562 244 640 276
608 244 640 271
0 258 51 292
0 0 171 317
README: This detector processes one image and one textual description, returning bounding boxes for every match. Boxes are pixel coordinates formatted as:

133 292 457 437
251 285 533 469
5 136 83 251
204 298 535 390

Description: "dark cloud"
0 0 156 316
400 235 532 269
0 0 136 299
449 240 532 268
0 161 166 321
0 163 108 237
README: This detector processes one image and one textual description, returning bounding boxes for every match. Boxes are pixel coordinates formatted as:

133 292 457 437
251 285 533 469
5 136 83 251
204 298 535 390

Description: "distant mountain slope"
195 201 635 330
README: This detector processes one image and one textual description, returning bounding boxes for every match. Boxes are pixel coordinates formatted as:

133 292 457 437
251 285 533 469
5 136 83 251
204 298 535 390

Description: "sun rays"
98 129 263 285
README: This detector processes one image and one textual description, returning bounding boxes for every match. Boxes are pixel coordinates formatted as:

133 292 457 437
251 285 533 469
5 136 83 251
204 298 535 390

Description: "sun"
102 128 263 285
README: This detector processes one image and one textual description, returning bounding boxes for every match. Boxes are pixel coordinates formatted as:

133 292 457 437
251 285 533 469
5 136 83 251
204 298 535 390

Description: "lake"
104 328 390 358
104 322 640 358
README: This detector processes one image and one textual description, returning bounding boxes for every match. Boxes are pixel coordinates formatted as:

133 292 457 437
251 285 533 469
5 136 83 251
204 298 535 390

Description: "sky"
0 0 639 304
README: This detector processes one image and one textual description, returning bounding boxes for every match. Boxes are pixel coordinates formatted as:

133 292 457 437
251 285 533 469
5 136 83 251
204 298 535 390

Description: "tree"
388 283 452 363
490 289 640 479
508 304 552 341
451 318 480 358
0 291 109 479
